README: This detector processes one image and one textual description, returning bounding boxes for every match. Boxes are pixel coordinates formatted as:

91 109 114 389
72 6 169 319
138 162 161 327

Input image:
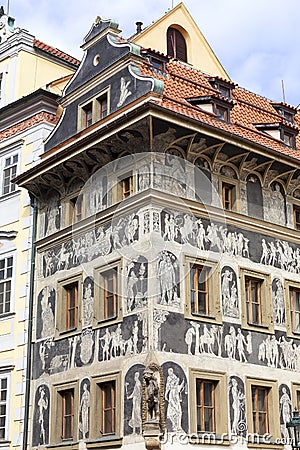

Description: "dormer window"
282 129 295 148
208 77 235 100
272 102 296 124
214 104 229 122
78 89 109 131
187 95 232 124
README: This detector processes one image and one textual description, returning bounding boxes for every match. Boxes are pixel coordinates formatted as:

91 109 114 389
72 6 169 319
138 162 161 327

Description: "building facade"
16 5 300 450
0 7 79 450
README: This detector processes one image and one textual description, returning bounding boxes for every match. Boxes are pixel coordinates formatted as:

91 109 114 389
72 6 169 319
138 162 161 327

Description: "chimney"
136 21 143 34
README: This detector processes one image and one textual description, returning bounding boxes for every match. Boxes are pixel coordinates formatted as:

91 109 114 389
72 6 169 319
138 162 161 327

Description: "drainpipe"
22 195 37 450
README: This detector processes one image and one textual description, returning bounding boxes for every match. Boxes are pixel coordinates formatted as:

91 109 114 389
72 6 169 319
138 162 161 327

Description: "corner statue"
143 368 160 421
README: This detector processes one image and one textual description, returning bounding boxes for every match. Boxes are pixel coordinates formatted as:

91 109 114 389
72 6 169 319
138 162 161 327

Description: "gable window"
167 27 187 62
0 256 13 315
293 205 300 230
83 102 93 128
2 154 18 195
78 90 110 131
98 94 108 120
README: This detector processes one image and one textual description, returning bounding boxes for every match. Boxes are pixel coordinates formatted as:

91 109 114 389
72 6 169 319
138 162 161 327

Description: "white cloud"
8 0 300 106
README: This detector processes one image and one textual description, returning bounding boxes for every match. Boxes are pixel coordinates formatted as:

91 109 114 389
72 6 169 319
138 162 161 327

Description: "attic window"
149 56 166 74
272 102 296 124
282 129 296 148
208 77 234 99
167 27 187 62
214 104 229 122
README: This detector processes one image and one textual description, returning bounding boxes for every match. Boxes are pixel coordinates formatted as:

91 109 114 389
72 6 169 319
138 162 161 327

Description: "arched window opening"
167 27 187 62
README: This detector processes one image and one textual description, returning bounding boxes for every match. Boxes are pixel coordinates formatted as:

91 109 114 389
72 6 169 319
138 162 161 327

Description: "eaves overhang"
15 97 300 193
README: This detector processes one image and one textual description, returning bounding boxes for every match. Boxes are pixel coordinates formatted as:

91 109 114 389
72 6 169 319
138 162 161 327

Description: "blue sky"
8 0 300 107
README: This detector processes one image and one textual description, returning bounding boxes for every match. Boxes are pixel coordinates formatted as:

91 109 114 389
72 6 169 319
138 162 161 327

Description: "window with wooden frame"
69 194 84 224
78 89 110 131
222 182 236 211
94 261 122 325
2 153 18 196
240 268 272 333
57 274 82 336
189 369 227 437
0 372 9 441
90 372 121 441
214 103 230 123
196 379 216 433
185 257 221 323
245 276 263 326
285 280 300 337
0 255 13 315
120 173 134 200
291 384 300 414
251 385 270 435
293 205 300 230
52 382 79 444
246 378 279 442
167 26 187 62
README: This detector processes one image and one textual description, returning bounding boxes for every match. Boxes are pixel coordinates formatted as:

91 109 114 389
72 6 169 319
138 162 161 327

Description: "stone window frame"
184 255 221 324
245 377 280 443
77 87 110 131
64 191 86 227
56 272 83 338
93 259 123 327
0 366 12 442
291 383 300 411
0 141 22 198
51 380 79 445
0 251 15 317
219 175 240 213
89 371 122 443
189 368 227 438
285 278 300 338
239 267 273 334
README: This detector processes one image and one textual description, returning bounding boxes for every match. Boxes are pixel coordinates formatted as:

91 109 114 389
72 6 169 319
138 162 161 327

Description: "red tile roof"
34 39 80 66
0 112 58 142
140 60 300 162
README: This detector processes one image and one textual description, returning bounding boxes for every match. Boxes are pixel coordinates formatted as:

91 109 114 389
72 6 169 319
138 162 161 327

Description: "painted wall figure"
279 384 292 440
37 286 55 340
126 257 148 313
32 385 50 446
221 266 239 318
82 277 94 328
124 364 145 436
79 379 90 440
229 376 247 438
157 251 180 306
272 278 285 325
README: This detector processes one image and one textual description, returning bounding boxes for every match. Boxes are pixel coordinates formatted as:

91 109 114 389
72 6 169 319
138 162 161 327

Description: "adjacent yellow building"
0 9 78 450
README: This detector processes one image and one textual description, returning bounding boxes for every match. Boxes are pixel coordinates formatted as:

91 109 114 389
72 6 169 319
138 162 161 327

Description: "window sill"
0 311 15 321
87 436 123 448
185 311 222 325
243 321 274 335
0 190 21 202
